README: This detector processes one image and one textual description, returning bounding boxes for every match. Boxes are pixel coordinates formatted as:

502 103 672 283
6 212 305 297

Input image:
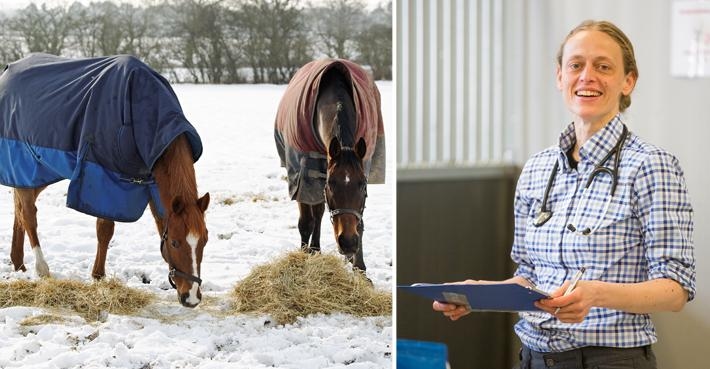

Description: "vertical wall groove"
397 0 508 168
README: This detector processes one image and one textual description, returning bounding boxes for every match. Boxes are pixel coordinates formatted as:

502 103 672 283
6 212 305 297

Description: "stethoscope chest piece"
532 210 552 227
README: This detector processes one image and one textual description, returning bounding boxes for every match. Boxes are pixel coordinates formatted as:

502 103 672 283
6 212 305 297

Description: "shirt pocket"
523 197 561 266
578 182 641 269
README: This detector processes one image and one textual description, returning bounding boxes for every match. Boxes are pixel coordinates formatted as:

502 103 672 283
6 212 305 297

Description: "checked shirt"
511 114 696 352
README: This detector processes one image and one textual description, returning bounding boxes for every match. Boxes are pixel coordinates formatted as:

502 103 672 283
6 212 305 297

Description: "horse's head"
160 193 210 308
325 136 367 262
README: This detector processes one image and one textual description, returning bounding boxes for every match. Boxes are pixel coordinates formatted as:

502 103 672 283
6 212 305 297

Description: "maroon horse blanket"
274 59 386 205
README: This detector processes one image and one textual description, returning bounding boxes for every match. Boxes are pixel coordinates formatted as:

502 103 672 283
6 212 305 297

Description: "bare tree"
72 2 122 56
355 1 391 80
169 0 232 83
1 0 391 83
10 3 75 55
118 3 159 59
0 13 25 66
235 0 312 83
309 0 366 59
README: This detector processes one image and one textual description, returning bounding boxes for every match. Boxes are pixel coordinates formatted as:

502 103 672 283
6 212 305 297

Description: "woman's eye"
597 64 611 72
569 62 581 70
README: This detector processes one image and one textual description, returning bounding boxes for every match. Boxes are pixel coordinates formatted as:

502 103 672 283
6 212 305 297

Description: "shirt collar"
557 114 626 168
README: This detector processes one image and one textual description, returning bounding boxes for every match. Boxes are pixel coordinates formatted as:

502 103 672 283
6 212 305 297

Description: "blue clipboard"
398 283 550 312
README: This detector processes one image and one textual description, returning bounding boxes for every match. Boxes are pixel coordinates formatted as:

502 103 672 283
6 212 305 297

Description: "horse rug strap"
0 53 203 222
329 208 363 223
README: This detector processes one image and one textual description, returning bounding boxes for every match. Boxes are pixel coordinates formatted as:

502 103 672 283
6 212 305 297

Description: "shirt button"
545 358 556 367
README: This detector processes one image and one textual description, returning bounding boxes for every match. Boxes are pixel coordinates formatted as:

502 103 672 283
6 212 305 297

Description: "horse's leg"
297 202 314 252
10 199 26 272
92 218 115 280
309 203 325 252
14 187 49 277
352 219 366 272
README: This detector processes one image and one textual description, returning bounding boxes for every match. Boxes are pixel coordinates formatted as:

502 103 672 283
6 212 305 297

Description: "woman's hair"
556 20 638 112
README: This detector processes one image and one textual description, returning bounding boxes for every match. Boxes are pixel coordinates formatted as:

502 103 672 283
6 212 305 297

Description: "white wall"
505 1 708 368
397 0 509 167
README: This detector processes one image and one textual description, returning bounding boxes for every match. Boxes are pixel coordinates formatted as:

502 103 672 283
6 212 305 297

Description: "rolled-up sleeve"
633 151 696 301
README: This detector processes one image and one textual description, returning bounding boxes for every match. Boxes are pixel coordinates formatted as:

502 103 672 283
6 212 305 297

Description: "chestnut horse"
2 54 209 307
11 135 209 307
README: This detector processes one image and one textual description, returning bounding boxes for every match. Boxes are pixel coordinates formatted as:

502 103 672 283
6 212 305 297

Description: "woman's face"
556 30 636 127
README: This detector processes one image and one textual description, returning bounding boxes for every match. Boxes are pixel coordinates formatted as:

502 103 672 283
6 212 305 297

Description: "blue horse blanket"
0 54 202 222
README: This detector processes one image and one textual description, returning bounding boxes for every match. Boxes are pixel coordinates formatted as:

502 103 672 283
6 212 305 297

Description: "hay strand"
231 251 391 324
0 278 153 321
19 314 69 326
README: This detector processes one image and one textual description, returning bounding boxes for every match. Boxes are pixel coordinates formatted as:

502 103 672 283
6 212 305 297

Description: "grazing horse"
275 59 386 272
0 54 209 307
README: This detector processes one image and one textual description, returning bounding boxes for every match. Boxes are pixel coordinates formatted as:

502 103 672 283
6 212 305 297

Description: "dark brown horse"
2 54 209 307
275 59 385 273
314 70 368 270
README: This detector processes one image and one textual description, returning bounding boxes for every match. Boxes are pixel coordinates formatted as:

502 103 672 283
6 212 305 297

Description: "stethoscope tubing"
532 124 629 234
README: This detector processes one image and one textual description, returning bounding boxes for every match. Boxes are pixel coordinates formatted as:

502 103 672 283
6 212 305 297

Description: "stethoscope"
532 124 629 235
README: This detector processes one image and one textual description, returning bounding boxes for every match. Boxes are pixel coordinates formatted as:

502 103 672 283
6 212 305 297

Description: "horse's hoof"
33 247 50 278
14 264 27 272
36 265 50 278
300 243 320 254
353 267 372 285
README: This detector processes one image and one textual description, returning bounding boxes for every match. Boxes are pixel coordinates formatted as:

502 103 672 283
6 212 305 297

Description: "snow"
0 82 393 368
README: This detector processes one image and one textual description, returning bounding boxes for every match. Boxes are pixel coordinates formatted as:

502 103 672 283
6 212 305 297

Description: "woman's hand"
432 300 470 321
535 280 597 323
431 279 479 321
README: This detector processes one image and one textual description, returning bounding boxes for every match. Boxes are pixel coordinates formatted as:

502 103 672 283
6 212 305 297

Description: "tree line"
0 0 392 83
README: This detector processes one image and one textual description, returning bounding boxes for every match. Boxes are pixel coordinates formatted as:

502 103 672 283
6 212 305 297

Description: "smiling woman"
431 20 696 369
555 20 639 153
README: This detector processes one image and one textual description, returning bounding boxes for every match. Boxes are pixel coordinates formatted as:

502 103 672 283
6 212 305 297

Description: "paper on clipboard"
671 1 710 78
398 283 550 312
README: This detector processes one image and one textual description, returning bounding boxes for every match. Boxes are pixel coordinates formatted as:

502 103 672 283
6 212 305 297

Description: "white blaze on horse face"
33 246 50 278
345 171 351 184
185 232 201 305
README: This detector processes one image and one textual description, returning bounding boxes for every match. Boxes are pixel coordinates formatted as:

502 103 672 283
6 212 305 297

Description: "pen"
554 267 586 315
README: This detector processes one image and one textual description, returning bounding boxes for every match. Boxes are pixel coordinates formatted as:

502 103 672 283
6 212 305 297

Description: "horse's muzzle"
179 290 202 308
337 234 360 256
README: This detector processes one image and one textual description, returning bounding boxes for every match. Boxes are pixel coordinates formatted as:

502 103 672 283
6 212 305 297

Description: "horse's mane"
153 134 206 231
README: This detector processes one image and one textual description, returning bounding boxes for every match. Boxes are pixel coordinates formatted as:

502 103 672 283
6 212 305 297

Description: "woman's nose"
579 64 596 81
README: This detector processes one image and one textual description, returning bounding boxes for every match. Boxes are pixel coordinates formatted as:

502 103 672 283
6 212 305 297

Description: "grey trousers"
514 345 657 369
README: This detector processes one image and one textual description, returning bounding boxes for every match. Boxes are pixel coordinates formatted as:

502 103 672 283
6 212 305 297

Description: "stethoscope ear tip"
566 223 592 235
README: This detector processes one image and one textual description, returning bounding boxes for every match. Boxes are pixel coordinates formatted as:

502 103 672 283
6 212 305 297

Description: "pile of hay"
231 251 391 324
0 278 153 321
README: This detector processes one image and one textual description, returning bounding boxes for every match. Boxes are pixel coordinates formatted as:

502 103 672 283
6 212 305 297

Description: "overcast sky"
2 0 388 11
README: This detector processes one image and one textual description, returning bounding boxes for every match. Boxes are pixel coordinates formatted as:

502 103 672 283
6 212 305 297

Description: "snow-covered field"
0 82 393 368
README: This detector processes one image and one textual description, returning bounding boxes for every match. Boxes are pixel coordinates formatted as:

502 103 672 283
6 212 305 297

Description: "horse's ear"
355 137 367 160
328 137 341 159
197 193 210 213
171 196 185 214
